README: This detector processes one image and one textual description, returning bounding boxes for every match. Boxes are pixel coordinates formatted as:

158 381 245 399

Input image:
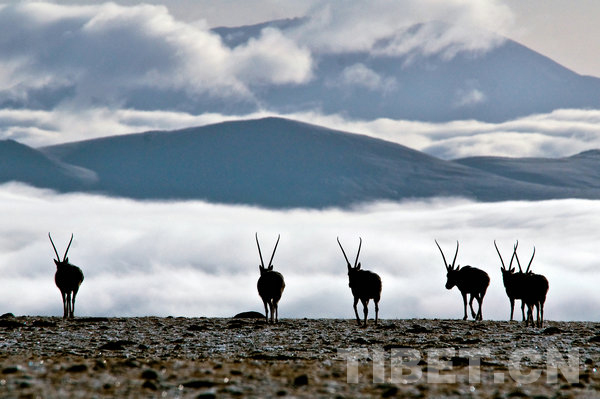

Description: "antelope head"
49 233 74 267
435 240 461 289
337 237 362 277
495 240 518 277
256 233 280 275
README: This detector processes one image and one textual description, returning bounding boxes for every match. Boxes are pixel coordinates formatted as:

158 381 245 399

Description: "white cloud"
291 0 512 57
1 183 599 321
0 2 312 110
328 63 397 92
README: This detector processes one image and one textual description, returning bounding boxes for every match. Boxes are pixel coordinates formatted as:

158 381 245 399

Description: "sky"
1 1 600 321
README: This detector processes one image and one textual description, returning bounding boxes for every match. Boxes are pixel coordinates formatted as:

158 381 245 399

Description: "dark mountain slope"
38 117 598 207
0 139 94 191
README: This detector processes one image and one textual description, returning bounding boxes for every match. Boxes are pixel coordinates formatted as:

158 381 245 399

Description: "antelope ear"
456 265 461 270
268 265 273 271
346 262 351 270
356 262 361 270
259 265 264 272
510 267 515 273
54 259 60 267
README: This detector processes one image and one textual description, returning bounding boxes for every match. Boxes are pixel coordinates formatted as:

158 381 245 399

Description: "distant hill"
0 139 95 191
211 20 600 123
10 117 594 207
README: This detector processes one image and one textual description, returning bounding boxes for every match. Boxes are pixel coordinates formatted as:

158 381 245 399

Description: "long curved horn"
526 246 535 273
435 240 449 270
48 232 60 261
513 241 523 272
494 240 505 269
267 234 280 268
337 237 351 266
354 237 362 267
452 241 459 269
255 233 265 268
63 233 74 261
509 240 519 270
514 248 522 273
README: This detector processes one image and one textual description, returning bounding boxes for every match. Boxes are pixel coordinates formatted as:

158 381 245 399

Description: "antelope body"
435 240 489 321
49 233 84 319
515 246 549 327
256 233 285 323
337 237 382 327
495 241 528 321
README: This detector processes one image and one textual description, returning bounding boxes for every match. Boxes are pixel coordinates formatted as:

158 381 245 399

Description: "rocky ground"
1 314 599 398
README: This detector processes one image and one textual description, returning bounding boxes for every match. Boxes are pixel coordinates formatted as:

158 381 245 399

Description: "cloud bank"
1 183 599 321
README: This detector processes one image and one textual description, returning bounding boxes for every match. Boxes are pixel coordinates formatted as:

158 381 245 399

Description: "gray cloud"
1 183 599 321
0 2 312 111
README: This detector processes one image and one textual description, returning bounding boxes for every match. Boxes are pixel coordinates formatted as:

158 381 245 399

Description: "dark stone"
293 374 309 387
2 367 19 374
0 313 15 318
141 369 159 380
182 380 215 388
233 311 264 319
66 364 88 373
99 340 136 350
542 327 561 335
142 380 158 390
32 320 57 328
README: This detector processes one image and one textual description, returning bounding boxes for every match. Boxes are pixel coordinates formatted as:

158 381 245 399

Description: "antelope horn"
513 241 523 272
509 240 518 270
354 237 362 268
451 240 459 269
63 233 74 261
435 240 450 271
255 233 265 268
526 246 535 273
494 240 505 269
337 237 351 266
48 232 61 261
267 234 280 268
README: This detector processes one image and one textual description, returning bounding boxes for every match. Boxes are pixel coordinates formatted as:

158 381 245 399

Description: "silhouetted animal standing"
256 233 285 323
49 233 84 319
495 240 527 321
435 240 489 321
337 237 382 327
514 246 549 327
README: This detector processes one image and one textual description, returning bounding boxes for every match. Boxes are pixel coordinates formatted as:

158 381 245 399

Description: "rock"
182 380 215 388
142 380 157 390
542 326 561 335
66 364 88 373
293 374 309 387
99 340 136 350
0 313 15 318
141 369 159 380
233 311 264 319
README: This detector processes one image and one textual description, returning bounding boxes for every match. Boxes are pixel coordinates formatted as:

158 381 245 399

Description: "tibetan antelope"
514 246 549 327
255 233 285 323
337 237 382 327
49 233 84 319
495 240 528 321
435 240 489 321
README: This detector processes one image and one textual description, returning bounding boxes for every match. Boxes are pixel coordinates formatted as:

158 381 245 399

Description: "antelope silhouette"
337 237 382 327
514 246 549 327
495 240 528 321
49 233 84 319
256 233 285 323
435 240 489 321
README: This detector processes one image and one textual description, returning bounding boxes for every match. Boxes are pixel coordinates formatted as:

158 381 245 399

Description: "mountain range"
210 19 600 123
1 117 599 208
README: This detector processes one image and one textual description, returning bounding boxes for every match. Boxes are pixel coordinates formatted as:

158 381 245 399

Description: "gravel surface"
1 315 599 398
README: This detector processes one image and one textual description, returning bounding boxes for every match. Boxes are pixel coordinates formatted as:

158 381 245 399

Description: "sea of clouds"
1 183 598 321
